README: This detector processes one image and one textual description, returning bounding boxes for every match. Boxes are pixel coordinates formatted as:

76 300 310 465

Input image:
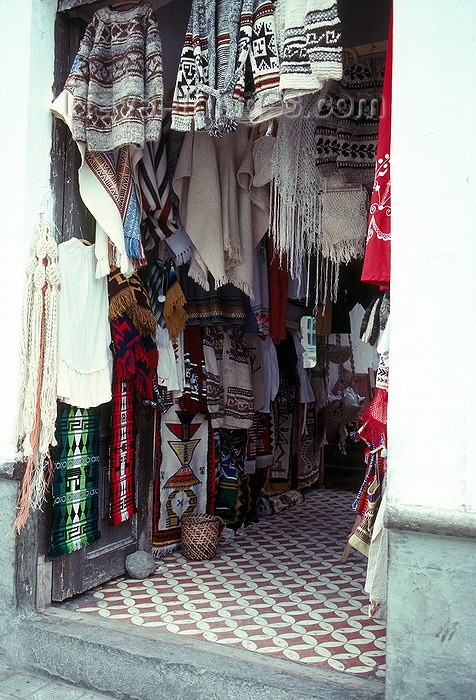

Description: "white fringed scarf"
269 95 322 291
13 218 60 532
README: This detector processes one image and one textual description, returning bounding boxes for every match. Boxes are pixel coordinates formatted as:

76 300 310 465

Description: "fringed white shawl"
173 123 268 296
13 218 60 531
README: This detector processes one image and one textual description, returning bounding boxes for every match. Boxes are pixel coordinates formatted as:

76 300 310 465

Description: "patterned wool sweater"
171 0 282 134
72 2 163 152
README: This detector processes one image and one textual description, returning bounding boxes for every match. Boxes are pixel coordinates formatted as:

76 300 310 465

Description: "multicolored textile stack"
49 403 101 557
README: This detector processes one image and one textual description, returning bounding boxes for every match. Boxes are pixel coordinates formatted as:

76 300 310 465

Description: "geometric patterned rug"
72 488 386 678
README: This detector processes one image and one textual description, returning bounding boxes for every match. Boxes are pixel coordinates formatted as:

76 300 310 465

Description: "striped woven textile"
49 403 101 557
109 377 136 525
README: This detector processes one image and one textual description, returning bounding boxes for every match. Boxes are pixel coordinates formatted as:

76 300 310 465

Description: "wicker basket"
181 513 224 561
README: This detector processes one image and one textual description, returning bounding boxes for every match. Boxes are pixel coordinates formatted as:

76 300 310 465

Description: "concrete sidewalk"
0 655 114 700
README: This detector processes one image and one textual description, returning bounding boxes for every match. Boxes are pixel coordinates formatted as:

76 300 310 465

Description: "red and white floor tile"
71 488 385 678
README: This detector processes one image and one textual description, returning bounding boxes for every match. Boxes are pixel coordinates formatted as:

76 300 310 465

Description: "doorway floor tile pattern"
71 488 386 678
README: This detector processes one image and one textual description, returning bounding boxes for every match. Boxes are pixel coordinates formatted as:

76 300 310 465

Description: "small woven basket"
181 513 224 561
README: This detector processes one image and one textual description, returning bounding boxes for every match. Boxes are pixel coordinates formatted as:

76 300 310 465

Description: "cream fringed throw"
270 95 322 290
173 124 269 296
319 187 369 301
13 219 60 532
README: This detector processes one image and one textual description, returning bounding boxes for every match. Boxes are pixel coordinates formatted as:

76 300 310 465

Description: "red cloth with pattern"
361 11 392 290
109 376 136 525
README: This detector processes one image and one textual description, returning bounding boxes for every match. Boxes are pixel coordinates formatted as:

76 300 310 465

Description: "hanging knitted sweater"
171 0 281 134
276 0 343 105
71 2 163 152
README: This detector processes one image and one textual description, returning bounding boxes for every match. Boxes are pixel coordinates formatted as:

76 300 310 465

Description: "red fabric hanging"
361 10 392 290
268 239 288 344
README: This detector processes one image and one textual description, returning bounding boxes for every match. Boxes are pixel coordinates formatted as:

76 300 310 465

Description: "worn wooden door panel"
51 402 155 602
48 13 156 602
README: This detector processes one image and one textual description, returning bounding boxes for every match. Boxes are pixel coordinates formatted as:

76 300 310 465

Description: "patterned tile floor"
70 487 386 678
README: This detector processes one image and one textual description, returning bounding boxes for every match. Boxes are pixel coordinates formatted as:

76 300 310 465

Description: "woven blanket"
72 3 163 151
109 377 136 525
49 403 101 557
152 404 215 556
215 429 251 526
108 266 157 337
245 411 275 473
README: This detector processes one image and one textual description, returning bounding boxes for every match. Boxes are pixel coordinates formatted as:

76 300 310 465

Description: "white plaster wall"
389 1 476 514
0 0 57 463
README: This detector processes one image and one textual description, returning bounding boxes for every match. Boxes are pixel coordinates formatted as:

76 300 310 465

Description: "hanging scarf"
13 219 60 532
109 376 136 526
108 266 157 338
214 428 251 526
163 263 187 341
49 403 101 557
270 96 322 289
361 12 392 289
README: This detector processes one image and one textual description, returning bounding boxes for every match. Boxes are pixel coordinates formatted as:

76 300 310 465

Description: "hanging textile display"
361 12 392 289
171 0 281 134
173 124 268 296
108 267 157 338
276 0 342 104
13 218 60 532
163 263 188 341
179 326 208 415
245 412 275 473
152 404 215 556
71 3 163 152
109 377 136 526
49 403 101 557
50 2 164 277
269 95 322 287
214 428 251 526
110 315 159 404
314 55 385 184
57 238 113 409
202 326 255 430
297 402 321 489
